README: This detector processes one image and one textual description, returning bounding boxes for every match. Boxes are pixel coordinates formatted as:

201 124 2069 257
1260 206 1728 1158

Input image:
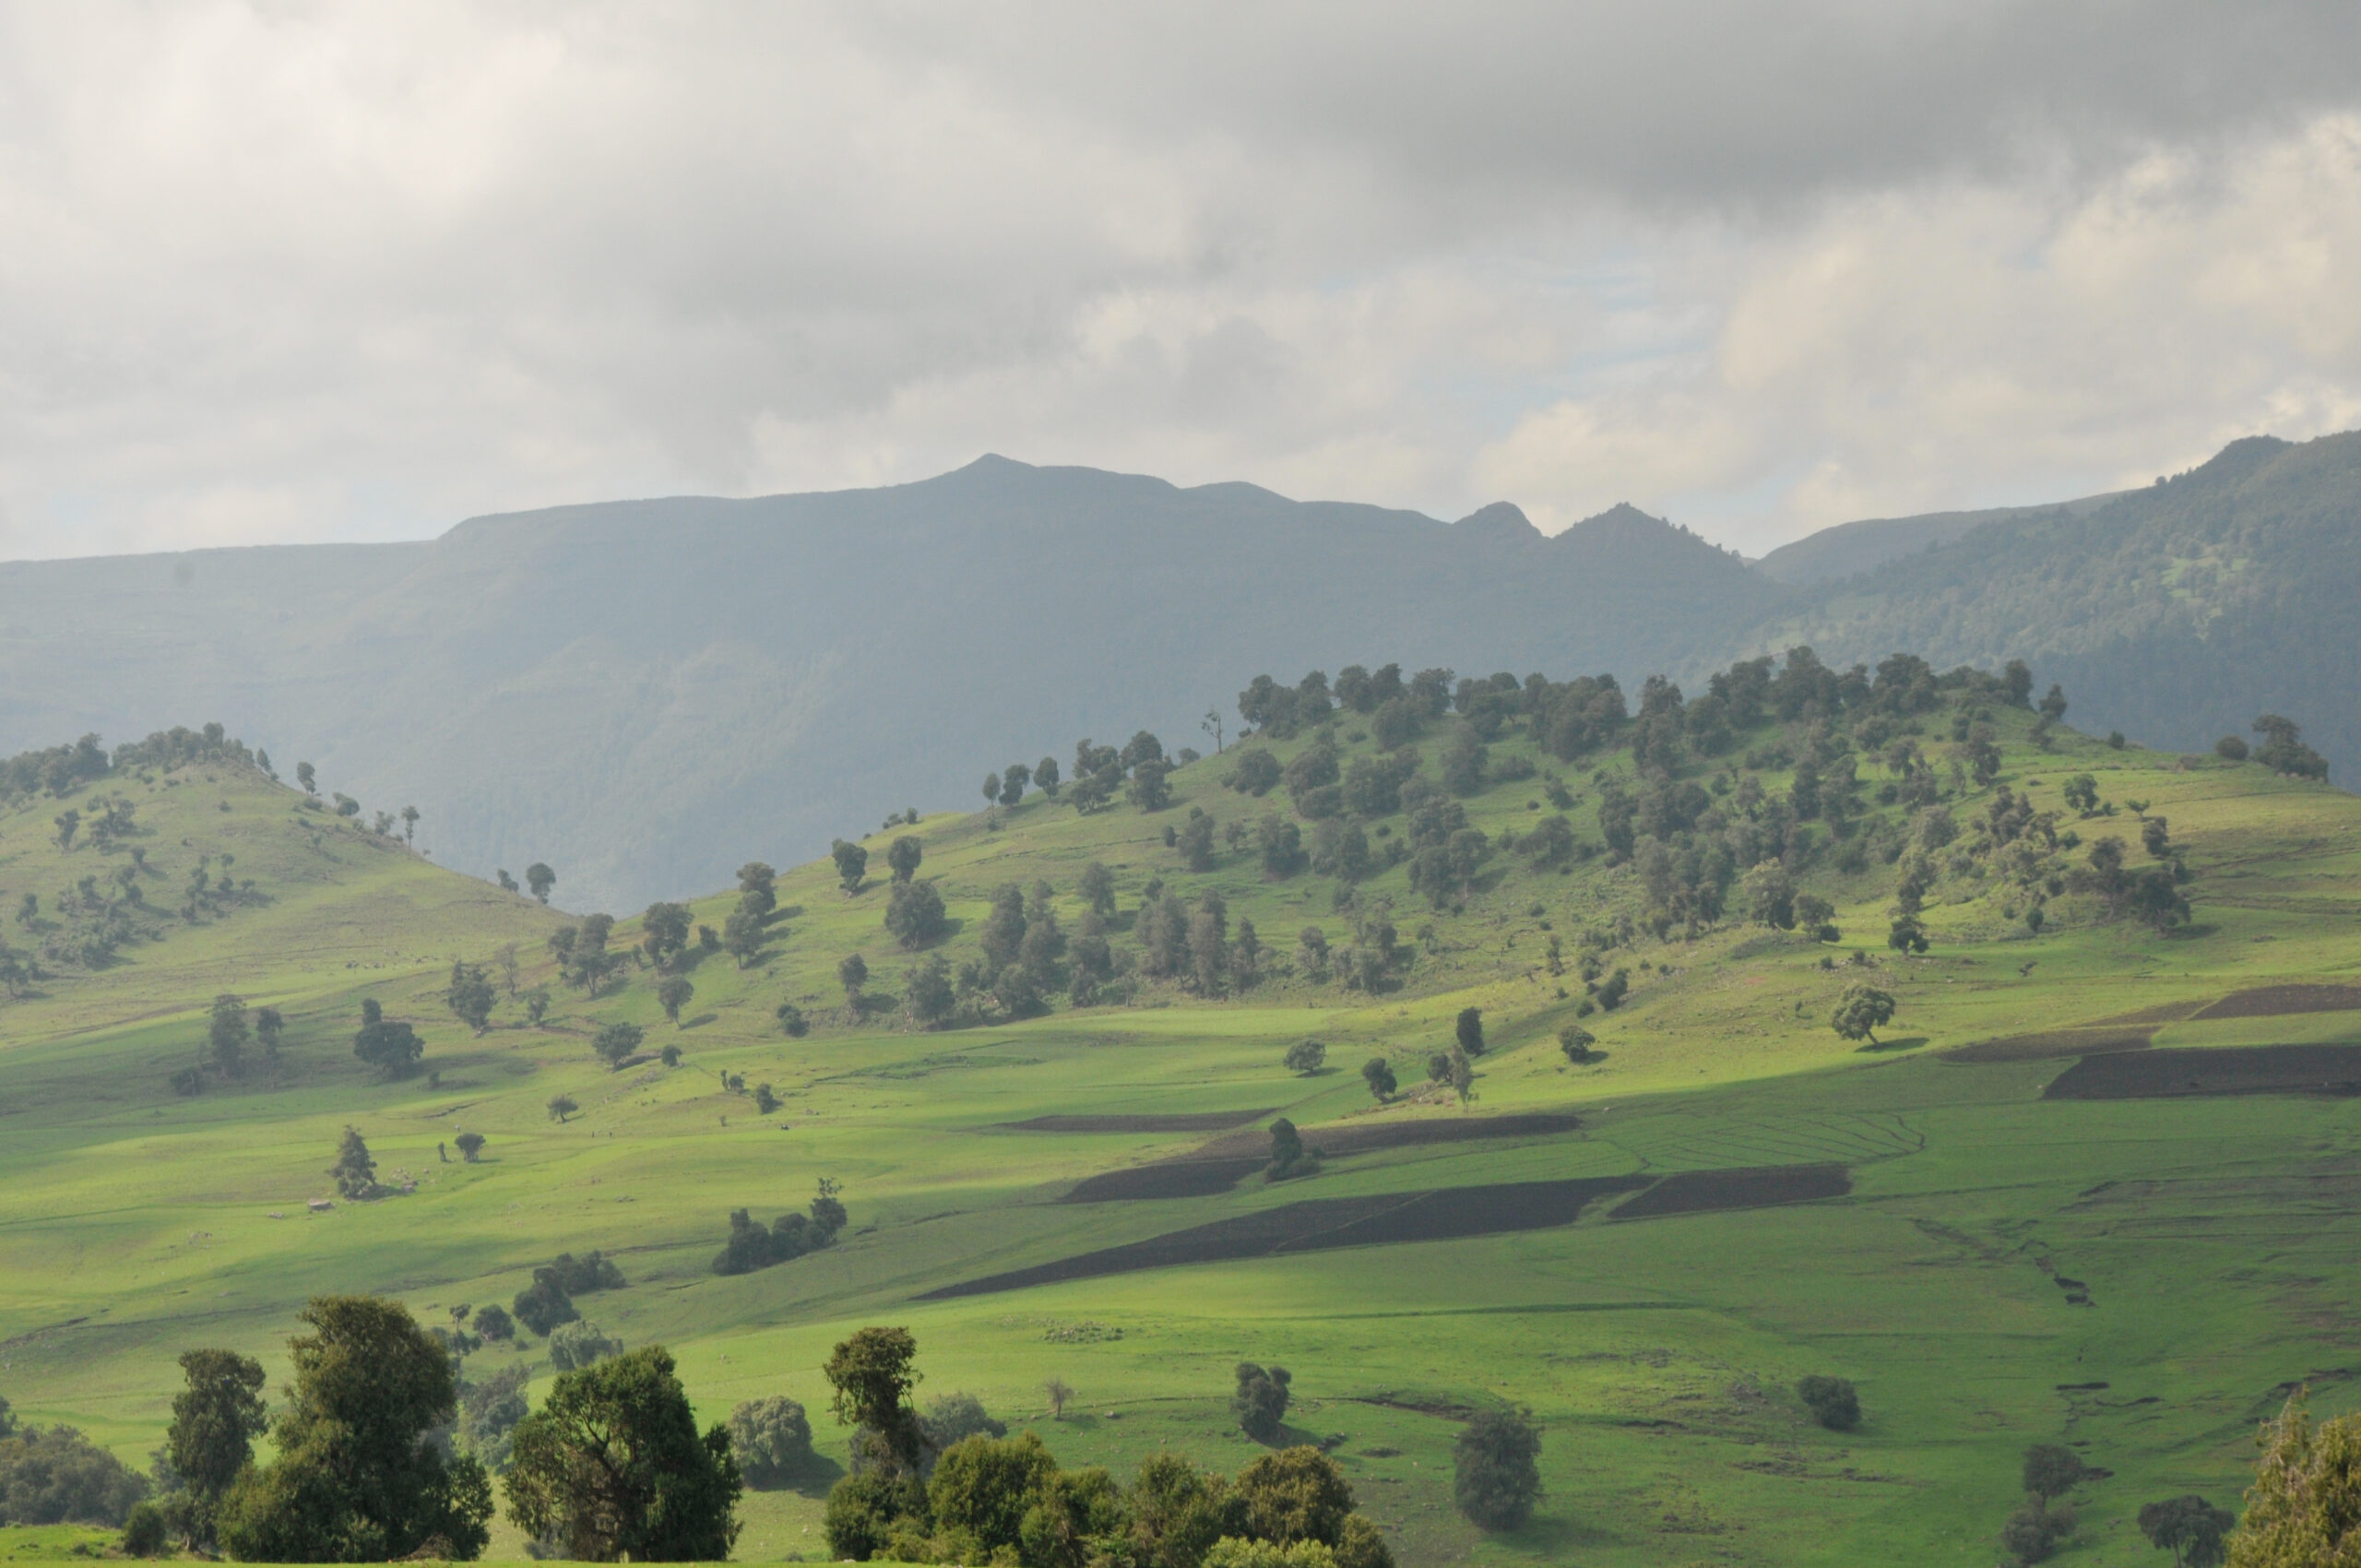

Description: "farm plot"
1607 1164 1852 1221
1943 1029 2153 1063
2193 984 2361 1019
1058 1111 1588 1203
2045 1043 2361 1099
919 1174 1652 1300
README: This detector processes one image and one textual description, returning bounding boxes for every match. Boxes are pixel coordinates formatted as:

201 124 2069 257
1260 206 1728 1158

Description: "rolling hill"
3 655 2359 1564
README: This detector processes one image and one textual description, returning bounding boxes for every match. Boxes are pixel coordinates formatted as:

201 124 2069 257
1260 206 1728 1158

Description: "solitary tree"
658 975 695 1024
352 997 424 1077
2023 1443 2086 1502
526 862 556 904
1283 1039 1327 1075
1453 1407 1543 1531
1232 1363 1292 1442
399 804 420 844
328 1125 376 1199
838 953 869 1011
728 1397 816 1489
215 1296 493 1562
164 1348 269 1550
1077 861 1117 918
208 993 250 1079
1455 1007 1485 1056
1797 1375 1860 1430
832 839 870 894
1558 1024 1596 1063
445 961 496 1034
1043 1377 1074 1420
454 1132 486 1163
1360 1056 1397 1101
295 761 317 796
2138 1495 2232 1567
887 837 923 884
592 1021 646 1068
546 1094 578 1123
1830 984 1897 1046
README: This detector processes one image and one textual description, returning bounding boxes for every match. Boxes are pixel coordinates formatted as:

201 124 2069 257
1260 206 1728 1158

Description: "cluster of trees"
512 1251 627 1337
817 1327 1402 1567
711 1179 848 1275
0 1403 151 1530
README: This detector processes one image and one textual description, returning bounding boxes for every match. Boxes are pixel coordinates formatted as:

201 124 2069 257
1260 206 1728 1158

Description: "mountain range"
3 430 2354 909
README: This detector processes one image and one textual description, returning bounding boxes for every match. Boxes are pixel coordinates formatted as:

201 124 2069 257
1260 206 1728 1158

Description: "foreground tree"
2224 1393 2357 1565
504 1346 742 1562
215 1296 493 1562
164 1349 268 1550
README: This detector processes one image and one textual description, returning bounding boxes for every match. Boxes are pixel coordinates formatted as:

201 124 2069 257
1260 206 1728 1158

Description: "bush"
824 1469 930 1561
1557 1025 1596 1063
1233 1363 1292 1442
0 1426 152 1526
472 1304 516 1341
1204 1539 1336 1568
2214 735 2249 761
712 1182 848 1276
122 1501 168 1557
1235 1445 1354 1548
1999 1495 2075 1564
1797 1375 1859 1430
1452 1408 1542 1531
546 1320 622 1372
729 1396 816 1488
2022 1443 2085 1501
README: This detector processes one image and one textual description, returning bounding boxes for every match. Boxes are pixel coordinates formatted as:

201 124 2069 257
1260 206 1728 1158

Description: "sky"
3 1 2359 560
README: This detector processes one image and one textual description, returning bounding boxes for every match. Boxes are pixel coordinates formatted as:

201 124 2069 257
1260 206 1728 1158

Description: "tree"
352 998 425 1078
164 1348 268 1549
1797 1375 1859 1431
721 907 765 968
1130 757 1173 813
1233 1363 1291 1443
2215 735 2250 761
776 1003 808 1038
729 1397 816 1489
1453 1408 1542 1531
2253 713 2331 780
1448 1047 1475 1106
2225 1393 2361 1565
1077 862 1117 918
1179 811 1216 871
1742 861 1797 929
1283 1039 1327 1075
838 953 869 1010
753 1082 780 1114
833 839 870 894
2023 1443 2086 1502
907 956 955 1028
52 808 79 850
208 993 250 1079
2139 1495 2232 1568
592 1021 646 1068
1455 1007 1485 1056
1236 1445 1353 1547
504 1345 742 1562
824 1326 925 1474
1035 756 1062 800
0 1426 149 1526
1558 1025 1596 1063
1830 984 1897 1046
546 1095 578 1123
737 861 777 917
887 837 923 884
999 764 1031 807
641 901 693 968
399 805 420 844
982 772 1003 809
1267 1119 1317 1180
2001 1496 2077 1564
513 1277 579 1338
454 1132 485 1163
546 1320 623 1372
928 1431 1057 1562
445 961 495 1034
328 1125 376 1199
295 761 316 796
254 1006 284 1062
526 862 556 904
885 879 948 949
1359 1057 1396 1101
215 1296 493 1562
658 976 694 1024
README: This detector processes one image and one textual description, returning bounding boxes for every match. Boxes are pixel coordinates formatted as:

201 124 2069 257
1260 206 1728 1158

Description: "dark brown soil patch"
1943 1029 2153 1064
2045 1044 2361 1100
919 1174 1653 1300
1608 1165 1852 1221
2087 1002 2210 1027
1058 1111 1587 1203
1003 1111 1275 1134
1063 1158 1267 1203
2193 985 2361 1020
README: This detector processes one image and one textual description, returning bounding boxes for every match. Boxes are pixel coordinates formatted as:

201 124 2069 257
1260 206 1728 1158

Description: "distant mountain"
1752 489 2131 586
1722 432 2361 769
0 458 1776 909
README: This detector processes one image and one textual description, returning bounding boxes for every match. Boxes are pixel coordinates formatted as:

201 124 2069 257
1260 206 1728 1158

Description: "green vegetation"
6 656 2361 1562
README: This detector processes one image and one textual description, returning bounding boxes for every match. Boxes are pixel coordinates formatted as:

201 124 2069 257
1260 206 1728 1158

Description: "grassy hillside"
4 668 2361 1564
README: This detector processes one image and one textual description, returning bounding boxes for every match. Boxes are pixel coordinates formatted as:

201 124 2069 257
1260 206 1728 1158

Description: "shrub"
454 1132 485 1163
2022 1443 2085 1501
512 1277 578 1337
1999 1495 2075 1564
472 1304 516 1341
1204 1539 1336 1568
122 1500 168 1557
730 1397 816 1488
823 1469 928 1562
1235 1445 1354 1547
1452 1408 1542 1531
1797 1374 1859 1430
1557 1025 1596 1063
2214 735 2249 761
546 1320 622 1372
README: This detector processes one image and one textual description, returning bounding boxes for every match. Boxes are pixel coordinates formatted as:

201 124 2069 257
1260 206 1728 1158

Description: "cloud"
0 3 2356 560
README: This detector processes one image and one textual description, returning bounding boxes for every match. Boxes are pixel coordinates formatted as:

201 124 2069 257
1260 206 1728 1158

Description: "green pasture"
2 706 2359 1562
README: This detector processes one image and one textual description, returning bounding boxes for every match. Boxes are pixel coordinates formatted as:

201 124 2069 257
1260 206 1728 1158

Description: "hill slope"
4 659 2361 1563
0 461 1773 913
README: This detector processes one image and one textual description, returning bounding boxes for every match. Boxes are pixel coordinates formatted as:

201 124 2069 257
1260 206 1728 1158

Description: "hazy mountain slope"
1724 431 2361 770
0 458 1777 909
1751 487 2130 585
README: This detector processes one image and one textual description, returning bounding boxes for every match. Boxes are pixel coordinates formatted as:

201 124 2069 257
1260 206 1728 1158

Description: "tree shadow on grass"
681 1012 721 1029
1856 1035 1930 1054
755 1455 846 1500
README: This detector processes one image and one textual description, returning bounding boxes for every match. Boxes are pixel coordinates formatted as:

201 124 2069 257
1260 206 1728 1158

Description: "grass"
1 695 2359 1562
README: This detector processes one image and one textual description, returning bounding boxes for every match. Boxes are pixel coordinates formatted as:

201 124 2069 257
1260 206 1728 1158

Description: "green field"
2 683 2357 1564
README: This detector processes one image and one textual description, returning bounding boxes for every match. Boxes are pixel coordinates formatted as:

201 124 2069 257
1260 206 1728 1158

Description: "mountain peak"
1452 501 1541 541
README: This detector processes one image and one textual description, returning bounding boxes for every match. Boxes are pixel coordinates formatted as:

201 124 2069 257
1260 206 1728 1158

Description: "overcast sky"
4 2 2359 559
